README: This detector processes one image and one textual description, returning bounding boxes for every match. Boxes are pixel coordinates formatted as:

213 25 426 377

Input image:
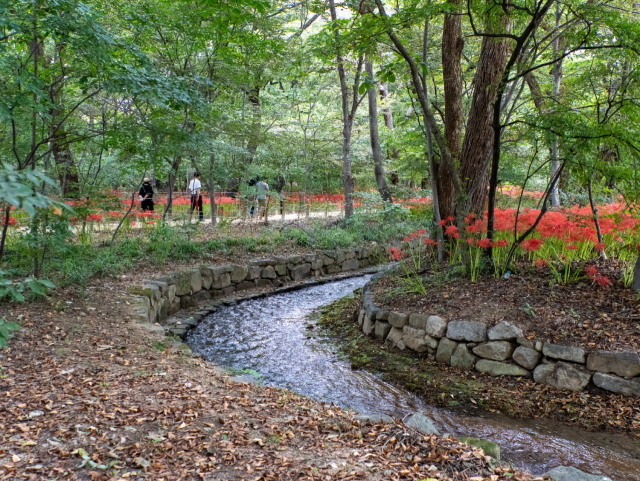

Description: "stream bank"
185 275 639 480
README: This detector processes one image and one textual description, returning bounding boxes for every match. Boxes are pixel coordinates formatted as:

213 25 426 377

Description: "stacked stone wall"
358 276 640 397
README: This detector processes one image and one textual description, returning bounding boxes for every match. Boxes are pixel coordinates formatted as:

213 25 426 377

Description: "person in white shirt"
188 172 204 221
256 178 269 219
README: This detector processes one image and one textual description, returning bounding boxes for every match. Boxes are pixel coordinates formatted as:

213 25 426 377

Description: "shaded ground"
0 276 542 480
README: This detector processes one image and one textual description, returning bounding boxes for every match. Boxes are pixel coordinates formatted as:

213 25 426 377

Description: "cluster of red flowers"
403 228 426 242
3 217 17 226
389 247 405 260
499 185 544 200
466 238 509 248
584 265 612 287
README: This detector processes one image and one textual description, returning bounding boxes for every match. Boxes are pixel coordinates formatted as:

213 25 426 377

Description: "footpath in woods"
0 274 544 481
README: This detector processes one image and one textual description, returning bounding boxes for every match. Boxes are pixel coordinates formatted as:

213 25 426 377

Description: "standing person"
139 178 154 211
188 172 204 221
256 177 269 219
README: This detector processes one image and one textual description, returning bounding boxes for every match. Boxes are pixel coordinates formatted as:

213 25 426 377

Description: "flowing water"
186 276 640 480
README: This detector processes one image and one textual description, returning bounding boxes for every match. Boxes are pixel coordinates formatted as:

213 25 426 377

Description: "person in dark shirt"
139 178 154 211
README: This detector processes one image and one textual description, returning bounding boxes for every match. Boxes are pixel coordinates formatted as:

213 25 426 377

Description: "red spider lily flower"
594 242 606 251
444 225 459 238
438 219 447 226
520 238 543 252
424 239 439 246
4 217 17 226
477 238 493 248
86 213 102 222
464 213 476 224
595 275 611 287
494 239 509 247
445 216 455 222
148 221 156 225
466 238 477 245
466 224 481 233
416 228 426 235
566 244 578 250
389 247 405 260
585 265 598 278
108 211 123 218
534 258 548 267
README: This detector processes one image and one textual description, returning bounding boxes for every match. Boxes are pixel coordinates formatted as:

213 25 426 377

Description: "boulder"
354 413 394 424
200 268 213 290
342 259 360 271
229 265 249 283
404 413 440 435
424 335 439 350
436 338 458 364
261 266 277 279
376 310 389 321
475 360 528 377
211 272 232 290
592 372 640 397
171 271 192 296
194 290 211 303
487 321 523 341
544 466 612 481
146 280 168 296
140 283 161 305
311 259 324 270
402 326 428 352
374 321 391 342
388 312 409 329
357 310 365 327
385 327 404 348
459 437 500 460
542 343 586 364
472 341 515 361
167 284 176 304
425 315 447 338
587 351 640 378
325 264 342 274
512 346 542 370
256 279 272 288
246 266 262 280
335 251 346 263
408 313 429 330
189 268 202 293
362 315 375 336
179 295 196 309
321 254 335 266
450 344 476 370
533 362 591 392
236 280 257 291
288 254 304 264
446 320 487 342
290 263 312 280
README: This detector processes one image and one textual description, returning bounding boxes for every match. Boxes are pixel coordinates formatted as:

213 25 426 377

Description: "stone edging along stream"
359 272 640 398
126 237 639 399
126 240 423 337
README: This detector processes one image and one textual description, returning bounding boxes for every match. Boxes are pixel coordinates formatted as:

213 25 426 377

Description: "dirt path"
0 276 542 481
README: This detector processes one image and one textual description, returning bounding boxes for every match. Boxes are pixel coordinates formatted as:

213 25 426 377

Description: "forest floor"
0 277 544 481
1 245 638 480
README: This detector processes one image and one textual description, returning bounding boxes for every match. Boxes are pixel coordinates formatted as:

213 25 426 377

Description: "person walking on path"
139 178 155 211
256 177 269 219
188 172 204 221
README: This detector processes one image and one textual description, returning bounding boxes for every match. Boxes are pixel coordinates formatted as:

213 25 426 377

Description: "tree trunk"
438 0 464 220
549 5 563 207
52 129 80 197
365 60 392 203
329 0 359 219
459 29 511 215
246 86 261 164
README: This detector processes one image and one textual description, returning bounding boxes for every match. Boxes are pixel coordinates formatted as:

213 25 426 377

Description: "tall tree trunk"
549 4 563 207
438 0 464 220
329 0 359 219
246 86 261 164
52 129 80 197
365 60 392 203
459 27 511 215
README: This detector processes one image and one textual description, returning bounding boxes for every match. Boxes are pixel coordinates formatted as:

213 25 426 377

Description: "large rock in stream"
544 466 612 481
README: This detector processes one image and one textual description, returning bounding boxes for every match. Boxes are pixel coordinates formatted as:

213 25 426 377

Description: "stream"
186 275 640 480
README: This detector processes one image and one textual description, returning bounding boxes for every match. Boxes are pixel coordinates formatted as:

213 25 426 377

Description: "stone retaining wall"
359 275 640 397
127 239 425 338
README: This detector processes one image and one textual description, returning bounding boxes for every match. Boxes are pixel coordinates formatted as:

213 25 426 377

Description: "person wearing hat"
139 177 154 211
